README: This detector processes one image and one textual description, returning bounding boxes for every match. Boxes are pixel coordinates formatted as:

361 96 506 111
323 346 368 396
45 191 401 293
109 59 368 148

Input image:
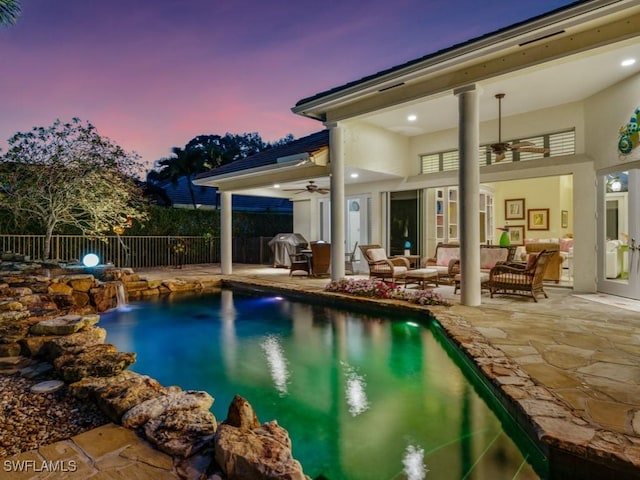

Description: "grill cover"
268 233 308 267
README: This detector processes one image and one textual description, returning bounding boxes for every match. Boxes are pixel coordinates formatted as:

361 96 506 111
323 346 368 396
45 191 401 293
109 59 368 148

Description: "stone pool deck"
5 263 640 479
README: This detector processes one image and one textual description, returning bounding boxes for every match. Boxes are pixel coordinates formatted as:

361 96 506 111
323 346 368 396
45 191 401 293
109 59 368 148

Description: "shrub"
325 278 450 306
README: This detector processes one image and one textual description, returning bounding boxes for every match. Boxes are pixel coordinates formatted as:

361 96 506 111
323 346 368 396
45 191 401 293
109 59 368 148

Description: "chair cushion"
526 252 539 269
367 248 387 262
480 248 508 269
436 247 459 266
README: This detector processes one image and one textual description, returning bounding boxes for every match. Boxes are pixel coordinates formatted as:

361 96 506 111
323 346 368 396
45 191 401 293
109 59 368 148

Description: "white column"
329 123 346 280
220 191 233 274
455 85 481 306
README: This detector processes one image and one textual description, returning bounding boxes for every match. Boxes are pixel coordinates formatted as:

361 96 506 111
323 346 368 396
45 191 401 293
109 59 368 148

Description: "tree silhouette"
0 0 21 27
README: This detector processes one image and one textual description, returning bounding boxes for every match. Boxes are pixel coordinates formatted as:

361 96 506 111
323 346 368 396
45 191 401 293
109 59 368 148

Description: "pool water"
101 289 546 480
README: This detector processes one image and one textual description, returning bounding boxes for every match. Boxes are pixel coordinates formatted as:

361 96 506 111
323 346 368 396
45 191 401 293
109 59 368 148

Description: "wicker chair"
288 251 311 277
310 241 331 277
358 244 410 283
344 241 358 275
488 250 555 302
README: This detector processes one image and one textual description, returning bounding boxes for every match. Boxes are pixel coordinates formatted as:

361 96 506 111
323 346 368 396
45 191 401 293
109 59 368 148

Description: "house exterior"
195 0 640 305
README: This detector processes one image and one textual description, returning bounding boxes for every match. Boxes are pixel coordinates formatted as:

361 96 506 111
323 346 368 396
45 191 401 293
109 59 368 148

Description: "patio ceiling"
360 38 640 137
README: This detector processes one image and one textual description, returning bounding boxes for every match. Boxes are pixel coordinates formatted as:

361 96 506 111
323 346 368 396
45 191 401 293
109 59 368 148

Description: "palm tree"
0 0 22 27
157 147 208 209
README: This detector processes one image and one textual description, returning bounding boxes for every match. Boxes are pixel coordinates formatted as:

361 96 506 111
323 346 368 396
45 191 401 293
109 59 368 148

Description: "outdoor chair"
488 250 555 302
358 244 410 283
344 241 358 275
288 251 311 277
310 241 331 277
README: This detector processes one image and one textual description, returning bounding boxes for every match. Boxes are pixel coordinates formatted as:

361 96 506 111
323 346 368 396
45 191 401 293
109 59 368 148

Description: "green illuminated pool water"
101 289 546 480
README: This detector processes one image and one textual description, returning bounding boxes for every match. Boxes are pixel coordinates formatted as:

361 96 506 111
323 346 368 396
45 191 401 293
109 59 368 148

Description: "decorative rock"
53 344 135 382
30 379 64 393
19 361 54 379
143 408 217 458
64 275 96 292
0 300 27 311
1 286 33 296
122 390 214 428
123 280 150 292
30 314 99 336
71 291 91 308
0 310 31 323
0 343 21 357
0 318 31 344
20 334 57 357
42 326 107 360
214 395 309 480
214 423 307 480
225 394 260 431
69 371 170 421
48 281 74 295
634 411 640 436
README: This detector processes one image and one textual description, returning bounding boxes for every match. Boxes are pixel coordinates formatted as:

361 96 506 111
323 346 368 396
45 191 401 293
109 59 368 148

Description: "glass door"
597 170 640 299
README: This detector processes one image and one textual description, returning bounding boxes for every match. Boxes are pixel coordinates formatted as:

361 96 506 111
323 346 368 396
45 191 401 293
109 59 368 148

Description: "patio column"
220 190 233 274
328 122 345 280
455 84 481 306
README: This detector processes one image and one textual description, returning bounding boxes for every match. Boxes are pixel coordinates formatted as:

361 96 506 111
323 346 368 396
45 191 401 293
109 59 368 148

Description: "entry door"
597 170 640 299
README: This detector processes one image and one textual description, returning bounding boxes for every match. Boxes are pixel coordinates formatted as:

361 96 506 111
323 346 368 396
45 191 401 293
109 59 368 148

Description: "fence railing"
0 235 274 269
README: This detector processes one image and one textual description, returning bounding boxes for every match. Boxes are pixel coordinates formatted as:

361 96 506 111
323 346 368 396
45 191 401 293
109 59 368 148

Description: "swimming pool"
101 289 546 480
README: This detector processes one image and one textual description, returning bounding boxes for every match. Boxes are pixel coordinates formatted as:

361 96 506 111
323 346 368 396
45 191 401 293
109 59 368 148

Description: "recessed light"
273 183 280 188
621 58 636 67
350 173 359 178
407 114 417 122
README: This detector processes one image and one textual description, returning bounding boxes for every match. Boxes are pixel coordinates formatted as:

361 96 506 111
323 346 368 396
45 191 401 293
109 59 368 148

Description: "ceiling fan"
490 93 549 162
294 180 330 195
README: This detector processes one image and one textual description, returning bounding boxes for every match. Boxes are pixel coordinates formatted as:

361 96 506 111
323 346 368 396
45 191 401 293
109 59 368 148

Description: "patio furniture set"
358 242 554 302
280 236 555 301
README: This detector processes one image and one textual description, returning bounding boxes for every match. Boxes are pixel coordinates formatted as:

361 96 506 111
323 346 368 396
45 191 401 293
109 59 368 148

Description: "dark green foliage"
124 206 292 238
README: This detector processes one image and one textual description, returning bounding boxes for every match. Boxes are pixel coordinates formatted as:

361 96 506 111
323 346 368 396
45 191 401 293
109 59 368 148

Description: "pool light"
82 253 100 267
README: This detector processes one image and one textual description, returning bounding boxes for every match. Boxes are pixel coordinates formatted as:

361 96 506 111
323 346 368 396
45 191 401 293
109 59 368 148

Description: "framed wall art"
561 210 568 228
528 208 549 231
508 225 524 245
505 198 525 220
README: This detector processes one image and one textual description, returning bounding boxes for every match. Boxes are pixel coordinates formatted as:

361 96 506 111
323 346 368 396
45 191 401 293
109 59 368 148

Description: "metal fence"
0 235 274 268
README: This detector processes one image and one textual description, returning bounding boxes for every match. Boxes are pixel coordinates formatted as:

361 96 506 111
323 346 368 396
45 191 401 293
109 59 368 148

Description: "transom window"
420 129 575 174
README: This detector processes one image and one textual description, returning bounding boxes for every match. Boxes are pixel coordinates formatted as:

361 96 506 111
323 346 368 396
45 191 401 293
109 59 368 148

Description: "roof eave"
292 0 630 119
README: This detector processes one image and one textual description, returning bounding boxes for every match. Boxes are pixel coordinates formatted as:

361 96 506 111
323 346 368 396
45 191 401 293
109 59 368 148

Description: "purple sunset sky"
1 0 577 174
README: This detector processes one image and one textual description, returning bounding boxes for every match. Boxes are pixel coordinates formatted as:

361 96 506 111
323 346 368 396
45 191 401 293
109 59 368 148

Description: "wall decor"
561 210 568 228
505 198 525 220
508 225 524 245
528 208 549 231
618 107 640 155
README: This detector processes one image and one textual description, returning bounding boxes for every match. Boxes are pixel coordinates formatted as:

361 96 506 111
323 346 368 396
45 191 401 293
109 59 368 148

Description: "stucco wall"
343 122 410 176
585 72 640 170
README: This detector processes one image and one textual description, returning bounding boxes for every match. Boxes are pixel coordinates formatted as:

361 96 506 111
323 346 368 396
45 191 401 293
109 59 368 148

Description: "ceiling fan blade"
510 141 535 148
517 147 549 154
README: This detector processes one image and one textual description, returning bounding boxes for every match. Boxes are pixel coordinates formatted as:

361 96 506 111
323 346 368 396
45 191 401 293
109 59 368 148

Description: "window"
420 129 575 173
